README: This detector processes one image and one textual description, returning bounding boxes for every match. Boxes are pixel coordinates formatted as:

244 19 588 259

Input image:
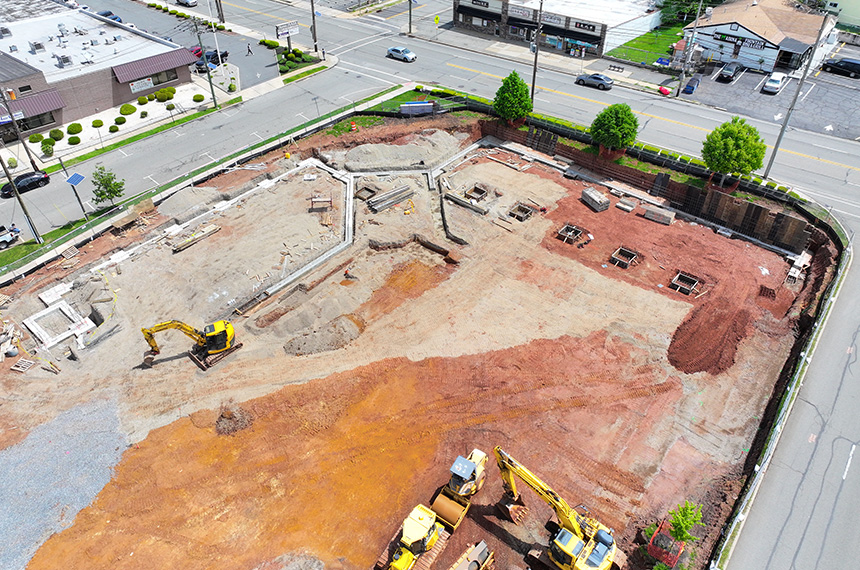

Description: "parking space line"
801 83 816 101
117 149 129 157
145 175 159 186
251 132 264 141
755 75 767 91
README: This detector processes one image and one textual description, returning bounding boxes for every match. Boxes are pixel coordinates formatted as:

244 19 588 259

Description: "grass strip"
283 66 326 84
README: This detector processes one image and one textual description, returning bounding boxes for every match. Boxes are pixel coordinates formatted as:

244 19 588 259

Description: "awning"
457 5 501 21
507 17 537 29
5 89 65 118
778 37 809 54
112 48 197 83
540 24 600 45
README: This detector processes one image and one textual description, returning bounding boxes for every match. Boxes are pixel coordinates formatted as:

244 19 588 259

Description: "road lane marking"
145 175 159 185
809 433 817 443
843 444 856 480
117 149 129 157
251 132 264 141
222 1 311 27
387 4 426 19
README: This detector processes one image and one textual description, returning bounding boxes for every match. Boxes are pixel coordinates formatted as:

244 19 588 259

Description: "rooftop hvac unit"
9 45 17 52
56 54 73 67
29 41 46 53
0 26 11 38
90 39 99 45
114 35 122 41
104 38 114 44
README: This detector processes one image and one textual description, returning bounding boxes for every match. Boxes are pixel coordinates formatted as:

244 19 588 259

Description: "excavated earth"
0 115 836 570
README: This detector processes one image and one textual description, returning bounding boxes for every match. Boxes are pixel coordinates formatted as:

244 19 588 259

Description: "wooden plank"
172 225 221 253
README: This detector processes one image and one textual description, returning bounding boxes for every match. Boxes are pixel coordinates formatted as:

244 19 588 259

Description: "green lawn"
605 24 686 65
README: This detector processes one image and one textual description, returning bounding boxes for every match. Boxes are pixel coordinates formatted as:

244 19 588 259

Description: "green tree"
590 103 639 151
668 500 704 543
91 166 126 205
493 71 533 125
701 116 766 186
658 0 721 23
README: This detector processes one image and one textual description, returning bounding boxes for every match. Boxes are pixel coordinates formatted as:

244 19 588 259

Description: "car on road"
177 0 198 6
387 47 416 62
718 61 744 82
821 57 860 78
761 71 789 94
194 50 229 72
682 74 702 94
1 171 50 198
575 73 613 90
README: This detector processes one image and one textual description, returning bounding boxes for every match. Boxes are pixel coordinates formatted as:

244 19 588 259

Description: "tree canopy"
658 0 723 23
590 104 639 151
493 71 533 123
701 116 766 183
91 166 126 205
668 500 704 543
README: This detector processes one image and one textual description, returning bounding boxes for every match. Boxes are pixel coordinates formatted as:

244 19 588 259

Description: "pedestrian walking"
246 43 253 56
321 48 325 61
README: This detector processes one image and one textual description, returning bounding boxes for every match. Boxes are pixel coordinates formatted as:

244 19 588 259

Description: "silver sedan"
576 73 614 90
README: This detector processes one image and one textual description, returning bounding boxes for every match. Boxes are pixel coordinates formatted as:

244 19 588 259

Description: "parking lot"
679 43 860 140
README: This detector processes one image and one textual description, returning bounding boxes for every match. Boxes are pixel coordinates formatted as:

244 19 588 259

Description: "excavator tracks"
373 528 451 570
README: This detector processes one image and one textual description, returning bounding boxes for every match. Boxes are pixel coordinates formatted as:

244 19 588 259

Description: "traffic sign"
66 173 85 186
276 21 299 39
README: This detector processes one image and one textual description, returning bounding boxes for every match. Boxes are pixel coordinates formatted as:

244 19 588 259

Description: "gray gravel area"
0 399 126 570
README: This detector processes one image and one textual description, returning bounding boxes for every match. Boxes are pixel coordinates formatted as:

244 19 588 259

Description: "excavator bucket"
143 352 156 368
497 492 529 525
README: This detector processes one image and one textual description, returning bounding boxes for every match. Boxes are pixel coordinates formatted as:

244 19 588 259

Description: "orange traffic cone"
350 121 357 132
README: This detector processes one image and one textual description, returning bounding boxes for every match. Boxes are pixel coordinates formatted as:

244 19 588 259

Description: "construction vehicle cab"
141 319 242 370
431 449 488 530
391 504 443 570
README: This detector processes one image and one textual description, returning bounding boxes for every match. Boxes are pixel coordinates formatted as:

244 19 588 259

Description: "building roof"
6 88 65 117
510 0 656 28
0 51 41 83
685 0 825 46
0 9 182 83
113 49 197 83
0 0 67 23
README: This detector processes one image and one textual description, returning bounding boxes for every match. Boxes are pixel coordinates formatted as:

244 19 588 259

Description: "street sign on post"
276 21 300 39
67 172 89 221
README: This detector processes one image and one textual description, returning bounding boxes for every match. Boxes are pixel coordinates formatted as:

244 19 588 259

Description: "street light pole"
530 0 544 103
193 19 219 110
0 87 40 171
763 11 832 178
310 0 319 52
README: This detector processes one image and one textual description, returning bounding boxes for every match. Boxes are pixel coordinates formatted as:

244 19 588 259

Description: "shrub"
415 85 424 92
115 116 126 125
42 137 55 146
49 128 64 141
228 83 236 92
216 24 225 30
92 119 104 128
193 94 205 102
292 48 302 57
68 136 81 145
109 125 119 133
169 9 177 15
140 111 148 118
41 141 54 156
177 13 186 18
162 6 169 11
301 53 314 62
166 103 175 110
147 3 156 6
7 157 17 169
147 93 156 101
287 53 296 62
156 91 169 102
765 181 777 188
260 39 279 49
278 64 289 74
137 96 148 105
67 123 83 135
778 185 789 192
28 133 44 143
165 86 176 94
120 103 136 115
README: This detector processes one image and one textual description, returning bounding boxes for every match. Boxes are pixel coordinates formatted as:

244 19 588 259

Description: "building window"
730 23 738 31
18 85 32 94
151 69 178 86
510 25 526 36
829 2 838 7
18 111 56 132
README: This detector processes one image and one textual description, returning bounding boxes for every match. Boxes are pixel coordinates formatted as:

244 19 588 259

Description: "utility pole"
0 87 40 171
310 0 319 52
409 0 412 35
764 11 831 178
0 152 42 244
530 0 544 102
193 19 219 109
675 0 705 97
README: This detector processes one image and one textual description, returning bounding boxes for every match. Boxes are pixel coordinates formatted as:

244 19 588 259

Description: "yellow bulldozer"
140 319 242 370
430 448 488 530
493 446 617 570
375 504 450 570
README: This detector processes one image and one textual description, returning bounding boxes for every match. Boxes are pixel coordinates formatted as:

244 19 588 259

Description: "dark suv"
718 62 744 82
195 50 228 72
1 171 50 198
822 58 860 78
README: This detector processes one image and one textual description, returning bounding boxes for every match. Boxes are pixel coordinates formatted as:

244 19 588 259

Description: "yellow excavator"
387 504 446 570
430 448 488 530
493 446 617 570
141 320 242 370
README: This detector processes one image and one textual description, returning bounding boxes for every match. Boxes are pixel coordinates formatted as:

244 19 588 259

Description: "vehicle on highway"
177 0 198 6
761 71 789 94
195 50 228 72
1 171 50 198
575 73 613 90
682 74 702 94
718 61 744 82
387 46 416 62
821 57 860 78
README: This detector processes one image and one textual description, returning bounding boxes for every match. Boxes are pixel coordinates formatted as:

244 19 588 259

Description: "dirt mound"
283 314 363 355
667 297 753 375
215 401 253 435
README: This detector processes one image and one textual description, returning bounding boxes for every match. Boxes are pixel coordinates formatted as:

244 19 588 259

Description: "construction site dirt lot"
0 114 836 570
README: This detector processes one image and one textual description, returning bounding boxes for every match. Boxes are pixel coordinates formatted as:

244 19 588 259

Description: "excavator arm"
493 446 583 537
141 320 206 355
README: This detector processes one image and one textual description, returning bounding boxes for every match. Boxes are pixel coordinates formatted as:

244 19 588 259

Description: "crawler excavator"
141 319 242 370
493 446 617 570
430 448 488 530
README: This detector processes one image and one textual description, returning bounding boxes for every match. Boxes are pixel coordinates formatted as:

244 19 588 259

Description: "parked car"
575 73 613 90
718 62 744 82
96 10 114 17
0 225 20 249
188 45 204 58
1 171 50 198
195 50 228 72
682 74 702 94
387 47 416 62
822 57 860 78
177 0 198 6
108 15 123 23
761 71 789 94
